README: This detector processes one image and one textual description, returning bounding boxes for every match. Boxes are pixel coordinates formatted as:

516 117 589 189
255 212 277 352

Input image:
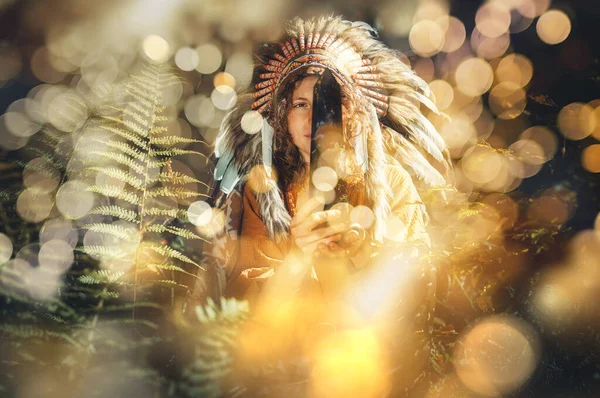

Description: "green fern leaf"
88 185 140 204
86 166 144 189
148 148 207 158
146 186 208 200
149 136 205 147
140 263 203 280
157 171 204 186
144 243 201 268
89 205 138 223
142 207 188 219
144 224 206 241
83 223 140 241
98 124 149 149
76 245 131 261
88 151 145 175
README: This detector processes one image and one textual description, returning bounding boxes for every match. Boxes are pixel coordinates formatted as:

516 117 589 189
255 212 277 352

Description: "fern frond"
149 136 205 147
142 208 188 219
83 223 140 241
89 151 145 175
100 115 149 137
89 205 139 223
86 166 144 189
76 245 132 261
146 186 208 200
157 171 206 186
139 263 203 280
144 224 206 241
144 243 201 268
88 185 140 204
149 148 208 158
100 140 148 160
98 124 149 149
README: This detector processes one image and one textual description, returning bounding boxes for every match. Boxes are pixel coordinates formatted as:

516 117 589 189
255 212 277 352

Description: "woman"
189 14 451 395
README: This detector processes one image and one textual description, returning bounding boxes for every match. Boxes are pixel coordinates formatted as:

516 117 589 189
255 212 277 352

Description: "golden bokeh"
195 43 222 74
455 58 494 97
23 157 60 193
461 146 503 185
557 102 596 140
195 207 226 239
3 112 37 144
47 89 88 132
38 239 74 274
581 144 600 173
211 85 237 110
496 53 534 88
55 180 95 220
350 205 375 230
413 0 449 23
489 82 527 120
409 20 445 58
247 164 278 193
40 218 78 248
174 47 200 71
225 51 254 90
142 35 170 63
439 115 477 158
0 233 13 264
241 110 264 135
536 10 571 45
475 2 511 38
517 0 551 19
214 72 236 88
184 94 215 128
187 201 213 227
454 316 541 396
428 79 454 110
16 188 54 223
471 29 510 59
591 104 600 140
520 126 558 162
440 16 466 53
312 166 338 192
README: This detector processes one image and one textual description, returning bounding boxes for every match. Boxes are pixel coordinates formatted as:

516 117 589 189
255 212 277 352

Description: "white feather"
261 118 274 178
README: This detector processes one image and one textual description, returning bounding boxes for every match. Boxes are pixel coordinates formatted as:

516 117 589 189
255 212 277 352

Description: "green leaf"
86 166 144 189
146 186 208 200
89 205 138 223
144 243 202 268
144 224 206 241
88 151 145 175
88 185 140 204
83 223 140 241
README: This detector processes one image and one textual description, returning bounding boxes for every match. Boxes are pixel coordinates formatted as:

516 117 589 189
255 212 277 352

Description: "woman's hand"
290 197 345 259
315 224 367 259
290 197 367 261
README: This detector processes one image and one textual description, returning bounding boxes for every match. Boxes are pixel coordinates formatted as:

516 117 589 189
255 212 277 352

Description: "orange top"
223 164 430 306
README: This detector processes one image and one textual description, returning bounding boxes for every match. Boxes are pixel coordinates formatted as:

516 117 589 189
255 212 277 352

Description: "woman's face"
287 75 319 164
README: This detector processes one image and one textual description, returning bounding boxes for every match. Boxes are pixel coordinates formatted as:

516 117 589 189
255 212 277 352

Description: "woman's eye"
293 102 309 108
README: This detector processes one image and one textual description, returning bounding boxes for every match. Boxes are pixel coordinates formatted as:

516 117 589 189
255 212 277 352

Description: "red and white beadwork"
251 30 389 117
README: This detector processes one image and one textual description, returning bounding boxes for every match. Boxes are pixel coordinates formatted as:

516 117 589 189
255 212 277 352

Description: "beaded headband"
251 33 390 117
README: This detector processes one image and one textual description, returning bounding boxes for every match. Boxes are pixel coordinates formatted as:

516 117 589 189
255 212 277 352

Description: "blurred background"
1 0 600 397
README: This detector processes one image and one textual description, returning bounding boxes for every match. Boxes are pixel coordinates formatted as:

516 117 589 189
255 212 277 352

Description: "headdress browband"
251 32 390 117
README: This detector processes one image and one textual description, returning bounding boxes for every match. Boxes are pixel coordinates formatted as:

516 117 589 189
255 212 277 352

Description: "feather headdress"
213 15 451 241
